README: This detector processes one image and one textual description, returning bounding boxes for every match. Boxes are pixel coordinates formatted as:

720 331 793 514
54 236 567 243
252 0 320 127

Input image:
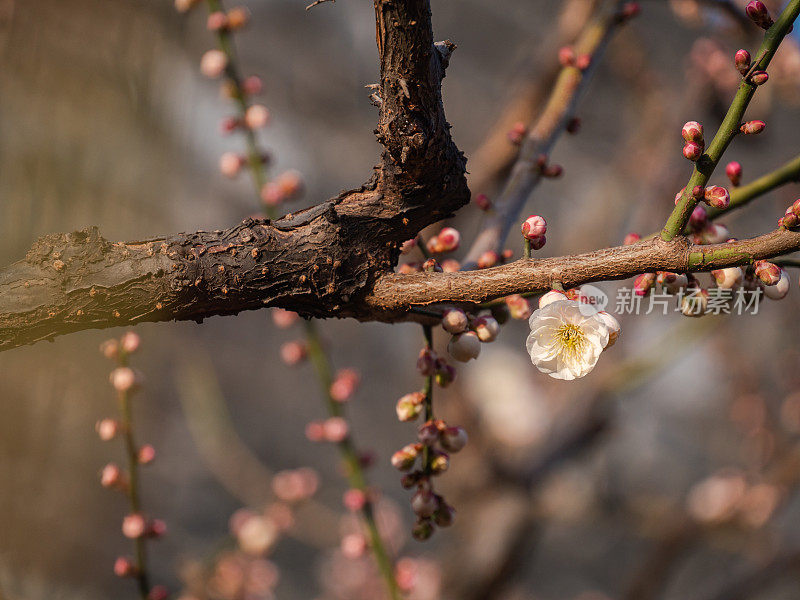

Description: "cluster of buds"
100 333 167 599
439 307 501 362
261 170 304 207
674 183 730 210
391 419 467 540
558 45 592 71
779 198 800 229
207 6 250 32
521 214 547 253
426 227 461 254
533 153 563 178
681 121 705 162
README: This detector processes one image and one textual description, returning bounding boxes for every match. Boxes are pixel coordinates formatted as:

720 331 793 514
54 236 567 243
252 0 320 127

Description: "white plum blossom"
526 300 617 380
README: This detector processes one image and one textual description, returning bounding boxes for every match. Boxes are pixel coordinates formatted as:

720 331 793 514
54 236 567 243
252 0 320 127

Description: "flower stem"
661 0 800 241
421 325 434 475
303 321 400 600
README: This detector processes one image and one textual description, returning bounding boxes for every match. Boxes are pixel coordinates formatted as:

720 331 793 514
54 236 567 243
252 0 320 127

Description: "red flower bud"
434 359 456 388
623 232 641 245
411 518 434 541
725 161 743 186
681 121 704 143
791 198 800 217
558 46 575 67
575 54 592 71
435 227 461 253
745 1 773 30
682 141 703 161
411 489 438 518
754 260 781 286
633 273 656 296
507 121 527 145
735 49 751 75
474 193 492 211
689 205 708 231
417 347 438 376
418 420 441 446
114 556 138 578
750 70 769 86
740 120 766 135
704 185 730 209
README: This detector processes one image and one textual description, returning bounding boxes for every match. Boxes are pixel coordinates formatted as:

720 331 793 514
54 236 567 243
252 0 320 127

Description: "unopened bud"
623 232 641 245
417 347 438 376
101 463 127 490
763 268 790 300
433 502 455 527
113 556 137 578
658 271 689 294
396 392 425 422
474 193 492 211
791 198 800 217
434 359 456 388
146 519 167 539
745 1 773 30
148 586 169 600
507 121 527 145
441 308 468 335
633 273 656 296
681 121 704 143
735 49 751 75
750 70 769 86
110 367 140 393
441 258 461 272
558 46 575 67
219 152 244 178
207 11 228 31
689 205 708 231
244 104 270 129
754 260 781 286
279 340 307 366
704 185 730 209
699 223 731 244
505 294 532 319
200 49 227 79
680 289 709 317
411 518 434 541
436 227 461 252
271 308 299 328
430 451 449 474
138 444 156 465
391 443 421 471
227 6 250 30
447 331 481 362
418 420 441 446
120 331 140 354
95 418 120 441
411 489 438 518
683 141 704 161
566 117 581 134
122 513 147 539
242 75 263 96
726 161 743 186
740 120 766 135
322 417 349 443
712 267 743 289
477 250 500 269
330 368 360 402
575 54 591 71
542 164 563 178
422 258 442 272
343 488 367 512
441 426 468 452
474 315 500 342
100 339 119 360
521 215 547 240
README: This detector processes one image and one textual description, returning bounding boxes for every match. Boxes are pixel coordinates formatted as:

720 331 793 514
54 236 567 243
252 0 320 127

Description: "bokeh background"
2 0 800 599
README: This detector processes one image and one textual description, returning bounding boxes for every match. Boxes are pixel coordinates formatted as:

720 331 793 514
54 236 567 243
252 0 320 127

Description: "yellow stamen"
555 323 586 359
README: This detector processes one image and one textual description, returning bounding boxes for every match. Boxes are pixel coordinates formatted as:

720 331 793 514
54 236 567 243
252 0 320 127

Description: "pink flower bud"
436 227 461 252
146 519 167 539
745 1 773 29
341 533 367 559
95 418 120 441
477 250 500 269
507 121 527 145
699 223 731 244
712 267 743 289
791 198 800 217
683 141 703 161
763 268 790 300
735 49 751 75
100 339 119 360
396 392 425 422
147 586 169 600
740 120 766 135
275 170 304 200
330 369 360 402
633 273 656 296
219 152 244 178
782 210 800 228
122 513 147 539
725 161 743 186
754 260 781 286
400 238 417 254
343 488 367 512
305 420 325 442
120 331 140 354
279 340 307 366
411 489 438 518
441 426 468 452
623 232 641 245
219 115 241 134
440 258 461 272
242 75 263 96
447 331 481 362
657 271 689 294
226 6 250 30
441 308 468 334
750 70 769 85
418 420 441 446
391 443 421 471
207 11 228 31
113 556 137 578
200 49 228 79
474 315 500 342
138 444 156 465
244 104 270 129
110 367 140 393
474 193 492 211
411 518 434 541
575 54 591 71
558 46 575 67
528 234 546 250
619 2 641 20
271 308 299 329
101 463 127 490
704 185 730 209
505 294 532 319
521 215 547 240
689 205 708 230
417 347 438 376
681 121 704 142
322 417 349 442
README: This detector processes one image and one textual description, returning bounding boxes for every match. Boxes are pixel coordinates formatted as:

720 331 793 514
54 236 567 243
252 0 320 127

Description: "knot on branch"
25 226 113 271
433 40 456 77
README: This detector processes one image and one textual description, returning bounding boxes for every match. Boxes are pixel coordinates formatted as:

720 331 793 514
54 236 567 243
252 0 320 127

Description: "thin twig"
305 0 334 10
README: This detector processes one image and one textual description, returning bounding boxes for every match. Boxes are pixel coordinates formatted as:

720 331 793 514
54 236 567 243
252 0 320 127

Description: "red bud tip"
682 141 703 161
740 120 766 135
681 121 704 143
726 161 743 186
558 46 575 67
750 70 769 86
745 1 773 30
575 54 592 71
623 232 641 245
507 121 527 145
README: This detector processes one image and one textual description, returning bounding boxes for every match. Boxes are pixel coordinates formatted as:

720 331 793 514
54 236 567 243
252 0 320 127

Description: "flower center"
555 323 586 357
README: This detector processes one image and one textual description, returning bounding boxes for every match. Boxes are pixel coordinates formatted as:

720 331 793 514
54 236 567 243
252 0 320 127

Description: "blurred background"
2 0 800 599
